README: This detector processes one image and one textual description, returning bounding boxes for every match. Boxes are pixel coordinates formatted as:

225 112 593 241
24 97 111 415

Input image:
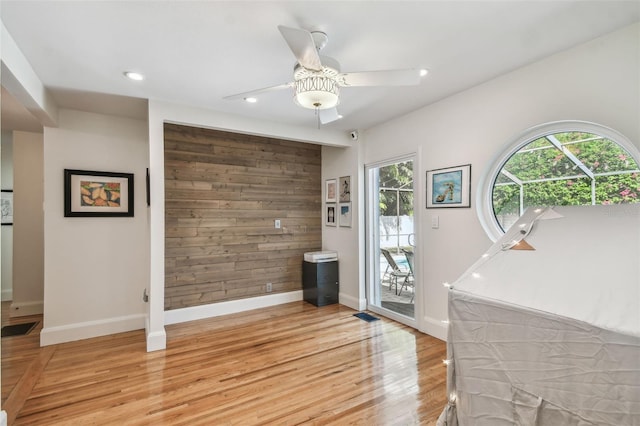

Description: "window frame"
477 120 640 241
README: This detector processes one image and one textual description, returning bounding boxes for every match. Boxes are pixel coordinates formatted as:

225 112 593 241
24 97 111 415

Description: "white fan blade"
278 25 323 71
339 69 422 87
224 82 293 100
319 107 341 124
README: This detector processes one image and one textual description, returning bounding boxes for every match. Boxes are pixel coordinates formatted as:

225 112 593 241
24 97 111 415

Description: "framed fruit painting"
64 169 134 217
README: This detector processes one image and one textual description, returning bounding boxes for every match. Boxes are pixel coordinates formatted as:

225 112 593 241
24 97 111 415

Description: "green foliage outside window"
379 161 414 217
493 131 640 230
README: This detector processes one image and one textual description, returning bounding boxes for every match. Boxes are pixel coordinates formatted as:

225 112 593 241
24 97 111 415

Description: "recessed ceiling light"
419 69 429 77
124 71 145 81
244 97 257 103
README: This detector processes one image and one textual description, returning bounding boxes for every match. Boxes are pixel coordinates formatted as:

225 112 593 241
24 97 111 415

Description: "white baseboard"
338 292 366 311
145 316 167 352
9 300 43 317
146 330 167 352
40 314 146 346
421 315 448 341
1 289 12 302
165 291 303 325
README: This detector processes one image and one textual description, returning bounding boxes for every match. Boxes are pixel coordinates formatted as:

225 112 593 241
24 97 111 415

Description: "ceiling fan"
224 25 427 125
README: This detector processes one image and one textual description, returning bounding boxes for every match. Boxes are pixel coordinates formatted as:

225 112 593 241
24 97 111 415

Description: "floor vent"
353 312 379 323
1 322 38 337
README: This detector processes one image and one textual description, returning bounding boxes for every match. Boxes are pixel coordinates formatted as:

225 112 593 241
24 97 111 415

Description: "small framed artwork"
426 164 471 208
325 178 337 203
64 169 134 217
326 204 337 226
339 202 352 227
339 176 351 202
1 190 14 225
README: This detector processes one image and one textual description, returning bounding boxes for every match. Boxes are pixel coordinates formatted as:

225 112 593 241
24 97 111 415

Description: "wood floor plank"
3 302 447 425
3 344 55 425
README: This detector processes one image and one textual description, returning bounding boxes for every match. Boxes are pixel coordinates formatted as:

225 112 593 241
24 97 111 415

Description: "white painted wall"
11 131 44 317
354 23 640 340
322 142 364 311
41 109 149 345
1 132 13 301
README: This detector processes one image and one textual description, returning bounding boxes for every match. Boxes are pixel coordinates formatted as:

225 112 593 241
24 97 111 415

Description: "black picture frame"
64 169 134 217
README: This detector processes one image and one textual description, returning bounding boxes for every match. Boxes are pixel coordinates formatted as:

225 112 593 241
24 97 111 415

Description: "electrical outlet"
266 282 273 292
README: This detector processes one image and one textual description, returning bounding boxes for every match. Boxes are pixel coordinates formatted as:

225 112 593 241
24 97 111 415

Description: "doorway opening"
365 157 416 324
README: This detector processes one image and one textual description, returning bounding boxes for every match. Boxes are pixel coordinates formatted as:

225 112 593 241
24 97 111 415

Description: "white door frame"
364 153 422 329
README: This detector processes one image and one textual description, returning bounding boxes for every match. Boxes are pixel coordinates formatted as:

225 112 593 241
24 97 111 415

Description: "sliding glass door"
365 156 416 324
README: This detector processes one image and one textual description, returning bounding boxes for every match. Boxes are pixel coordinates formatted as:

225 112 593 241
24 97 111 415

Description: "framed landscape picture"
64 169 134 217
426 164 471 208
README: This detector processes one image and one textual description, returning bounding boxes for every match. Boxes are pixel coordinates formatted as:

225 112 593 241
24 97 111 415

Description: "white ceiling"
1 1 639 133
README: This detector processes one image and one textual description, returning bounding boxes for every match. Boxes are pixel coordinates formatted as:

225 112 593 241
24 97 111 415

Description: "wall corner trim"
146 329 167 352
145 316 166 352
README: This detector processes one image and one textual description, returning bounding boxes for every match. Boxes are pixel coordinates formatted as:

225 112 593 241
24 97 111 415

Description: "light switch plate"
275 219 281 229
431 215 439 229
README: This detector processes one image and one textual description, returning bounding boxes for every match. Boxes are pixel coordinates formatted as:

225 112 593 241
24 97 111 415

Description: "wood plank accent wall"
164 124 322 310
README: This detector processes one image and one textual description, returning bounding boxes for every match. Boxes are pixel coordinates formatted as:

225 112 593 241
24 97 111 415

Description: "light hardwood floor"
2 302 447 425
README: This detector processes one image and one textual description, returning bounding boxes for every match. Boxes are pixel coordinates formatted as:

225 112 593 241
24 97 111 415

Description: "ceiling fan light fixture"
294 76 339 110
224 25 425 123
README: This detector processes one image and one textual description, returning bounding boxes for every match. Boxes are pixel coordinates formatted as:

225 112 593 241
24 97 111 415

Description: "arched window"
478 121 640 240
